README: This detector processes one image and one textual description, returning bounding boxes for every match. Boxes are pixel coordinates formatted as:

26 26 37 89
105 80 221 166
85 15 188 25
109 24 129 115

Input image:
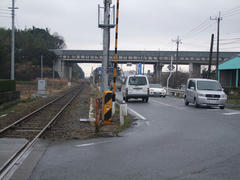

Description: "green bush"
0 79 16 92
223 87 240 95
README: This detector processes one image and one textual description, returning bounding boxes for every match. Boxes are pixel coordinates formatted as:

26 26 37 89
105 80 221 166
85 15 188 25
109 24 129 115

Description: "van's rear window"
129 77 147 85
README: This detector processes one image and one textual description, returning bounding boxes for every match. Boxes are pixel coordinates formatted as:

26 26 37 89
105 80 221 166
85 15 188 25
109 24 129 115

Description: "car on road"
122 75 149 103
184 78 227 109
149 84 166 97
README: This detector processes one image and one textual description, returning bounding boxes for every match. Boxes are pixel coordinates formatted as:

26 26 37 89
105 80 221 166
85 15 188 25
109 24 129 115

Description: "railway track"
0 85 83 179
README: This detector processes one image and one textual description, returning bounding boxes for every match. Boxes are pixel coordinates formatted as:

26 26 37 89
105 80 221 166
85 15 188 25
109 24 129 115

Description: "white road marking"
224 112 240 116
75 141 112 147
127 107 146 120
151 100 186 110
145 121 150 126
206 109 221 111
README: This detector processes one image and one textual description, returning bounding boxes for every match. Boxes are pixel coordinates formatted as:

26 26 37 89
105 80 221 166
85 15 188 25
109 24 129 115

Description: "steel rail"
0 87 82 179
0 86 79 134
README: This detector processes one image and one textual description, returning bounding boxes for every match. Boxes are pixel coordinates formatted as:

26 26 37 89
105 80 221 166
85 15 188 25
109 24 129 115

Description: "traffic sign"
167 64 175 71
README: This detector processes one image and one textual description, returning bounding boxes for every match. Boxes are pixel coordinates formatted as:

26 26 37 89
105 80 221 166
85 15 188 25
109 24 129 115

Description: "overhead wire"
0 11 11 15
180 5 240 51
0 15 11 18
182 20 217 40
0 8 10 12
222 6 240 16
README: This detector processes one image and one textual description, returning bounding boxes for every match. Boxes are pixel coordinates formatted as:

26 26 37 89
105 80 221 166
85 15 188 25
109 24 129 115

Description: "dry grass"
16 78 71 99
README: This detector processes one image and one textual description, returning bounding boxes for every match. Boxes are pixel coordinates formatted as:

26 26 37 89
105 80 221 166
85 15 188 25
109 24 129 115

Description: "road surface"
24 96 240 179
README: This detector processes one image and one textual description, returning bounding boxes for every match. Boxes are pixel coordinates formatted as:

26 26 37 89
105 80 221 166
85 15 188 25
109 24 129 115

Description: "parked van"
184 78 227 109
122 75 149 103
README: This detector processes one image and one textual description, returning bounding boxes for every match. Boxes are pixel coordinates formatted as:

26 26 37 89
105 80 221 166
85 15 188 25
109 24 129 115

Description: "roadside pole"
9 0 18 80
41 55 43 79
98 0 115 127
166 56 173 95
208 34 214 79
210 12 222 80
99 0 115 95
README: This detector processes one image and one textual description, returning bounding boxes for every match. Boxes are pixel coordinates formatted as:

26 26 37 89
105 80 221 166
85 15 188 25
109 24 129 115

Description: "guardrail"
167 88 185 98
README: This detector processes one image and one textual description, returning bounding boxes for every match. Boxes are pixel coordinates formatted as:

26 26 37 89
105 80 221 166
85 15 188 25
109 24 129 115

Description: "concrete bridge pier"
54 59 65 79
54 59 73 80
154 63 164 83
68 65 72 81
189 63 201 78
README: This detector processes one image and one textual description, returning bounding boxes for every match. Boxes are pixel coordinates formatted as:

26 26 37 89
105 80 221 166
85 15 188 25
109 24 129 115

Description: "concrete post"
10 0 15 80
101 0 111 95
120 102 127 126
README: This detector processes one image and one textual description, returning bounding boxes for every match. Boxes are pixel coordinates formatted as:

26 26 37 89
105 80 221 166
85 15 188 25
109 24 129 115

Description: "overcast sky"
1 0 240 76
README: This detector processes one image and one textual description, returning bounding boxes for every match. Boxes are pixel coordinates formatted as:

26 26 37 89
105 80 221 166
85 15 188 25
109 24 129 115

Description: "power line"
188 18 210 33
222 6 240 16
182 21 216 40
0 15 11 18
0 8 10 12
182 6 240 41
0 11 11 15
224 11 240 18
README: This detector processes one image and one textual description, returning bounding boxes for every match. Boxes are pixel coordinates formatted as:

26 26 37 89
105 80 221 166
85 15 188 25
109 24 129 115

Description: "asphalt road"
28 95 240 180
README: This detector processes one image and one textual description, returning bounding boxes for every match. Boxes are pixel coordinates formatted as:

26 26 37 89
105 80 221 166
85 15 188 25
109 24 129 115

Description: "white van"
122 75 150 103
184 78 227 109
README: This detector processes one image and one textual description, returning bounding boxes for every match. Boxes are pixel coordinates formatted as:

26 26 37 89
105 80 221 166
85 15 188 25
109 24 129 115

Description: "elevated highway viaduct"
52 50 239 80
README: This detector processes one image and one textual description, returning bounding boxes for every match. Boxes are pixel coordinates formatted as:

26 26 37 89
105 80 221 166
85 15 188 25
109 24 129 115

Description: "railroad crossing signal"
167 64 175 71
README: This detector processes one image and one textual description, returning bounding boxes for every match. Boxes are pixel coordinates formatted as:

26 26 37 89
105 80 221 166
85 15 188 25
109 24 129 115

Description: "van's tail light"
126 88 128 95
147 88 149 94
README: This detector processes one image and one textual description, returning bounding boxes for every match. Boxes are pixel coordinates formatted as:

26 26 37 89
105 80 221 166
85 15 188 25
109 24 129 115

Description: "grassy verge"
0 98 35 115
226 94 240 109
112 104 132 135
16 81 37 85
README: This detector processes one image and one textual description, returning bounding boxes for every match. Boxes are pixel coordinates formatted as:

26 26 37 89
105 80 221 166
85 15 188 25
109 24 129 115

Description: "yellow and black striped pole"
104 91 112 124
112 0 120 102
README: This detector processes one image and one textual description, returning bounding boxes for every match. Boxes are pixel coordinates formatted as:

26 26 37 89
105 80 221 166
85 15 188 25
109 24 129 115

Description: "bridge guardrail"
167 88 185 98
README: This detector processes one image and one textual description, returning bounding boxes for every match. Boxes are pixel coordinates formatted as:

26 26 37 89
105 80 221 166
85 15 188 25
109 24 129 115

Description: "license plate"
209 100 218 104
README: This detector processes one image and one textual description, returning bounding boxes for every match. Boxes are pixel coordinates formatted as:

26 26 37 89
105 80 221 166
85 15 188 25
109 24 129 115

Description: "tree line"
0 27 84 80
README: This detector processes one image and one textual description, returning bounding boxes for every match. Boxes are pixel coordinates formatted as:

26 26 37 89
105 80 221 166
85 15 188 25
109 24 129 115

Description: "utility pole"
102 0 111 94
98 0 115 95
9 0 18 80
211 12 222 80
41 55 43 79
52 61 55 79
208 34 214 79
172 36 182 87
